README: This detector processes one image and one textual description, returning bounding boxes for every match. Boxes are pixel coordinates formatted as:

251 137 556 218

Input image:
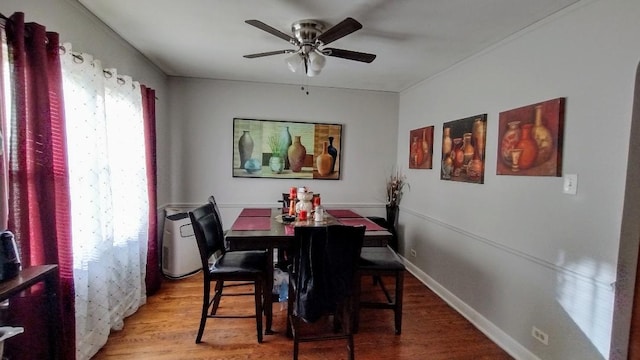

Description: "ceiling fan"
243 17 376 77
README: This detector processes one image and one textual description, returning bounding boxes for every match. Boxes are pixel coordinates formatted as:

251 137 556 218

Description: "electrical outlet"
410 249 417 257
532 326 549 345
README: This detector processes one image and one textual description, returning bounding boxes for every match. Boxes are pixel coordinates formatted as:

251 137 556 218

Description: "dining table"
225 207 392 334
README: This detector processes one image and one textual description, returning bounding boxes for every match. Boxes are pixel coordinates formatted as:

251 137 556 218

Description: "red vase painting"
515 124 537 170
441 114 487 184
410 136 424 167
409 126 433 169
496 98 565 176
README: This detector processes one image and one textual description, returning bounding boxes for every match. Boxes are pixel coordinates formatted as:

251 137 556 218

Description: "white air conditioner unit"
161 209 201 279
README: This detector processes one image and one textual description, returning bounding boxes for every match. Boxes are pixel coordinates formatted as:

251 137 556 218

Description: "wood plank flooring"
93 272 512 359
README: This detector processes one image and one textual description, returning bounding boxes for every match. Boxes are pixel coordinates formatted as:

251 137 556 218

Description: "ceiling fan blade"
317 17 363 46
324 48 376 63
243 50 295 59
245 20 296 44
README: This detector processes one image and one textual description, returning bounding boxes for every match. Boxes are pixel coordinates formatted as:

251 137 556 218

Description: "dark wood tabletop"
226 208 391 250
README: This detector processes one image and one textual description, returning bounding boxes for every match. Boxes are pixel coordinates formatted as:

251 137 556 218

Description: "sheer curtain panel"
61 43 150 360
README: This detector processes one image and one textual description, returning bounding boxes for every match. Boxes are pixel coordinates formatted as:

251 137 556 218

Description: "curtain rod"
2 17 159 101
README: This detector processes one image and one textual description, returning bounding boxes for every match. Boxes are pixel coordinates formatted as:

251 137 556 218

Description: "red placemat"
230 216 271 231
326 209 361 218
338 218 386 231
285 224 295 235
238 208 271 217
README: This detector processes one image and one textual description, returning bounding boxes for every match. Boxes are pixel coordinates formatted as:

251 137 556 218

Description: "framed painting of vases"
233 118 342 180
409 126 434 169
496 98 565 176
441 114 487 184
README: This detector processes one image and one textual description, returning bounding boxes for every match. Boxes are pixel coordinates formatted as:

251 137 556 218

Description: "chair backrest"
280 193 291 214
291 225 365 323
207 195 225 241
189 202 226 270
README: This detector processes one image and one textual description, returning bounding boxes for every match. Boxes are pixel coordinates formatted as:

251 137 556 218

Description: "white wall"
8 0 639 358
166 78 399 223
397 0 640 359
1 0 171 207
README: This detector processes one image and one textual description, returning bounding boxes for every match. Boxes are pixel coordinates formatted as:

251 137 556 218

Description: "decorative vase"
269 156 284 173
410 136 424 166
462 132 475 166
316 141 332 176
509 149 523 172
287 135 306 172
238 130 254 168
515 123 538 170
467 151 483 180
385 205 399 231
442 127 452 157
441 155 453 179
532 105 553 165
472 118 486 160
500 121 521 166
243 158 261 173
468 159 483 180
421 128 430 166
279 126 292 169
452 138 464 175
327 136 338 173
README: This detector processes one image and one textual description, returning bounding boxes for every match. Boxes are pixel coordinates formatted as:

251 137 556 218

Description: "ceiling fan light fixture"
308 50 326 72
245 18 376 77
285 53 303 73
305 66 321 77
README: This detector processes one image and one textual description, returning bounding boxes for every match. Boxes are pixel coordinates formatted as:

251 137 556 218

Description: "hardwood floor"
93 272 512 359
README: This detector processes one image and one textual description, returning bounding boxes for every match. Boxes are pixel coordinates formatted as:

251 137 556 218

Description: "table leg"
264 246 274 335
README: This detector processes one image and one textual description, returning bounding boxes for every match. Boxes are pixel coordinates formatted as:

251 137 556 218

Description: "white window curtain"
60 43 149 360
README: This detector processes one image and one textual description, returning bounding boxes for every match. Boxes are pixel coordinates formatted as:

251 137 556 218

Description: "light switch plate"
563 174 578 195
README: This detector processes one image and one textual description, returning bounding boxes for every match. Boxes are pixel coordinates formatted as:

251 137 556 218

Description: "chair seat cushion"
359 246 405 271
210 250 267 275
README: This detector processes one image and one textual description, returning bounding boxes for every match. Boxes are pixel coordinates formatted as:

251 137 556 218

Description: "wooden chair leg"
346 300 355 360
394 271 404 335
254 278 263 343
286 281 294 338
353 273 362 333
210 280 224 315
196 281 211 343
264 266 274 335
348 333 355 360
292 316 300 360
372 274 381 285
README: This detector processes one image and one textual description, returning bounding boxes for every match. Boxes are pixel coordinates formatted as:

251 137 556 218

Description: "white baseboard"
400 256 540 360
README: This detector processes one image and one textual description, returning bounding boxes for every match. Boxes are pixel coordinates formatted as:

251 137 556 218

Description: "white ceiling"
78 0 581 93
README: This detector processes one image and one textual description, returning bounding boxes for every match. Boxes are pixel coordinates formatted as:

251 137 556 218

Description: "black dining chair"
286 225 365 360
354 245 405 335
366 216 398 251
208 195 232 249
188 201 268 344
279 193 291 214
